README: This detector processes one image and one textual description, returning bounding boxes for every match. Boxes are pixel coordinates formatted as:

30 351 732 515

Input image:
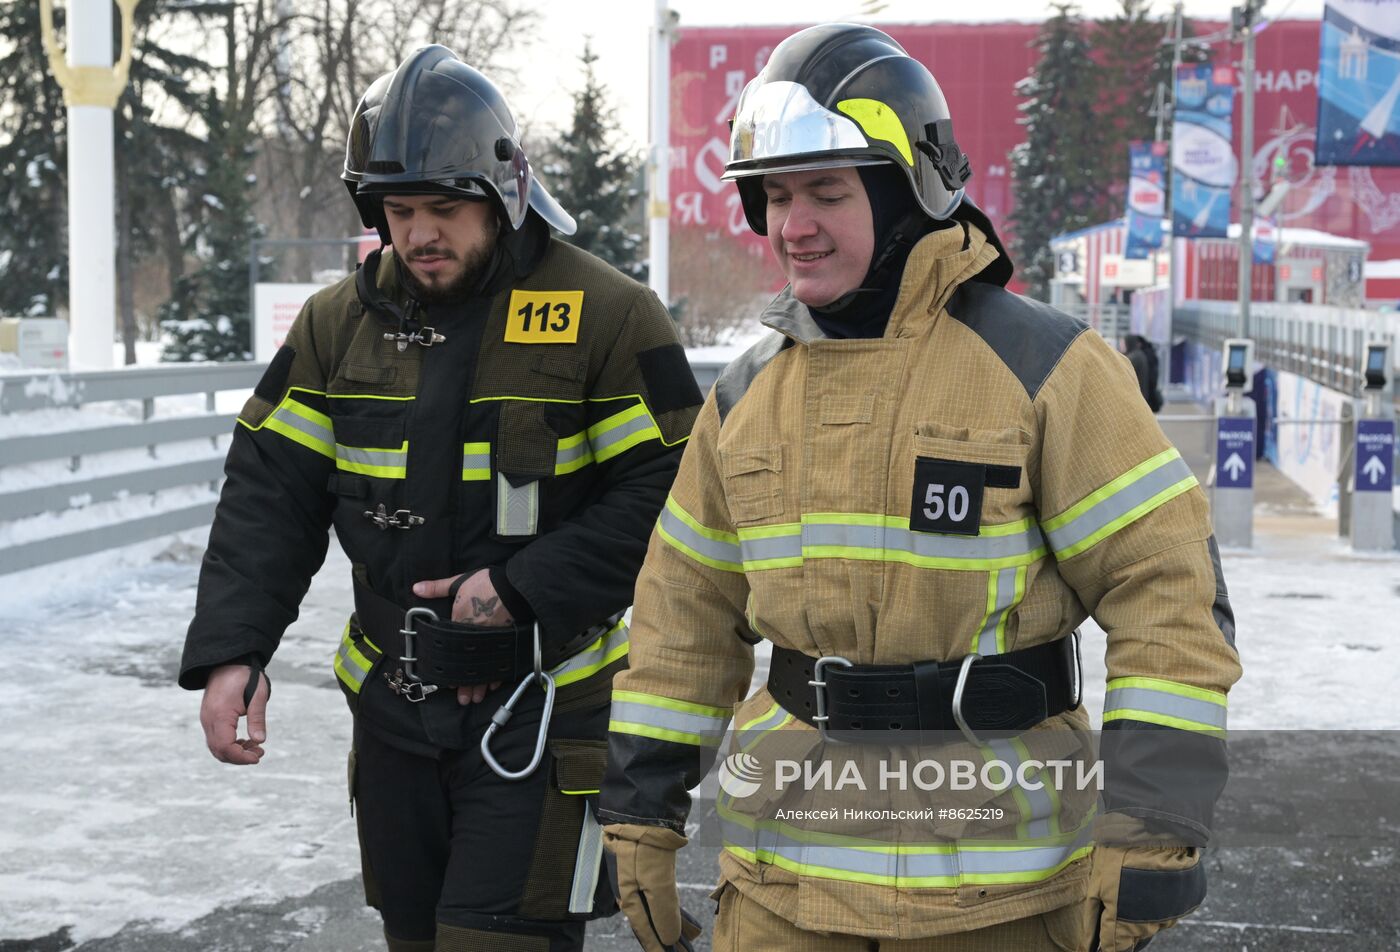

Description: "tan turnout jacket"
599 224 1241 939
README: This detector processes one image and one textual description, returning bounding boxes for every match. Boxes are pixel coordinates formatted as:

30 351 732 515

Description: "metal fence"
1175 300 1400 401
1056 302 1131 348
0 360 730 575
0 363 263 574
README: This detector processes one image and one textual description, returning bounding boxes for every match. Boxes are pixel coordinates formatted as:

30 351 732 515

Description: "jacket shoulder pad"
945 283 1089 401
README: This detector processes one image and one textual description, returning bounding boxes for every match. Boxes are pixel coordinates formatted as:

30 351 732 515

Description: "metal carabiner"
481 622 556 781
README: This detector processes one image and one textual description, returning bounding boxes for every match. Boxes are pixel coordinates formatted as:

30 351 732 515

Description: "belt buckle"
809 655 853 742
385 606 440 703
951 653 984 747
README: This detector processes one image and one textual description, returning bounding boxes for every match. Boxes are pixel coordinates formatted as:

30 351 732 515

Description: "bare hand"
413 568 511 705
200 664 270 765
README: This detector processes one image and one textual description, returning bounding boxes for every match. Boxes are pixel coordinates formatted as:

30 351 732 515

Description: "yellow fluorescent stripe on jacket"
332 622 380 695
335 441 408 479
658 496 1048 574
462 441 491 481
242 388 335 459
716 801 1094 888
589 400 664 463
1042 449 1198 560
459 399 681 481
609 689 732 746
551 619 630 688
1104 676 1227 735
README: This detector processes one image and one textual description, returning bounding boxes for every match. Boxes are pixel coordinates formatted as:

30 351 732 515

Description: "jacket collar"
886 222 1000 338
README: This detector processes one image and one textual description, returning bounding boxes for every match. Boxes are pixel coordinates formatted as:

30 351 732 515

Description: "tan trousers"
712 884 1085 952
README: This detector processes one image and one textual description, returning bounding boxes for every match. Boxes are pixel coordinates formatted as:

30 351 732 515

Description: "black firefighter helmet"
343 45 575 242
722 23 1012 284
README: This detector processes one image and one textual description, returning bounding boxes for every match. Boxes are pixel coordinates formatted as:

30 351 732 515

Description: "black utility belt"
353 575 539 701
352 575 620 703
767 634 1081 744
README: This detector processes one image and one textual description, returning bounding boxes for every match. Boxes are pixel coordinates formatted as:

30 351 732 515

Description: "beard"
400 241 496 305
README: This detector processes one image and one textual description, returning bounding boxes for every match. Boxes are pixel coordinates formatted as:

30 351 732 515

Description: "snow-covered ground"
0 515 1396 943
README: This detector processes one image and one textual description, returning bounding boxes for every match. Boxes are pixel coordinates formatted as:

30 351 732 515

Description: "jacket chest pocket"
909 422 1032 535
719 444 784 526
490 362 589 539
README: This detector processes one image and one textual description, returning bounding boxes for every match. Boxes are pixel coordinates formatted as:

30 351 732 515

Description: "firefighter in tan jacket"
598 24 1241 952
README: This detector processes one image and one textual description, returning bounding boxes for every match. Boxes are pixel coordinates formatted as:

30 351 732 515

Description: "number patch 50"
910 458 985 535
505 290 584 344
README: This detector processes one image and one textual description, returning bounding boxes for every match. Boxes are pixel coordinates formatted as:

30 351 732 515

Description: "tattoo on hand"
469 595 500 621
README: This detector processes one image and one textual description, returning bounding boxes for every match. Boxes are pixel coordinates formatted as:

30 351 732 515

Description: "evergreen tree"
544 41 646 280
1009 3 1100 301
0 1 69 317
116 1 211 362
159 95 265 362
1093 0 1170 221
161 1 280 362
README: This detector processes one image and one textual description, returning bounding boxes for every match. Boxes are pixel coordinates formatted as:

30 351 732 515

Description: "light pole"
1234 0 1263 340
648 0 677 308
40 0 139 370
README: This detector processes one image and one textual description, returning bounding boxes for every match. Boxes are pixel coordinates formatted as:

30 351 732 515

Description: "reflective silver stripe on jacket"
497 474 539 536
1042 451 1197 559
718 807 1093 887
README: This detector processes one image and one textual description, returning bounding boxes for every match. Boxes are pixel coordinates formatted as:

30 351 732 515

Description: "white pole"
648 0 671 307
1236 1 1259 340
66 0 117 370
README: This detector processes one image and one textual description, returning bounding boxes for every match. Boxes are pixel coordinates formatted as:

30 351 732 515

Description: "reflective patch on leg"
568 806 604 914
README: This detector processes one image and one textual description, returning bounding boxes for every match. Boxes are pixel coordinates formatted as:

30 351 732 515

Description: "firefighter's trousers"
351 686 614 951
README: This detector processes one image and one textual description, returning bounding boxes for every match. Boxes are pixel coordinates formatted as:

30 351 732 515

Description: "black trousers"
352 686 613 950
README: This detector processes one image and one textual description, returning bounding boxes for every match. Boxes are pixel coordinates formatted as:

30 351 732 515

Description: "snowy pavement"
0 506 1398 949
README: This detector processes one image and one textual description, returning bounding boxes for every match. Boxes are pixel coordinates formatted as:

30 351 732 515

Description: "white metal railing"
1056 302 1132 346
0 360 731 575
0 363 260 574
1175 300 1400 399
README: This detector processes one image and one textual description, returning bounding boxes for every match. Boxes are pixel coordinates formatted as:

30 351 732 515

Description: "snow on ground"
0 516 1396 942
0 538 359 943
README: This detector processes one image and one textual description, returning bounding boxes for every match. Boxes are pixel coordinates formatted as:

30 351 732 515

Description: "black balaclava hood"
355 204 551 337
808 163 950 340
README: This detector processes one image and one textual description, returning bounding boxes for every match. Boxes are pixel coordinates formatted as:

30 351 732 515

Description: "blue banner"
1171 65 1237 239
1253 217 1277 263
1125 140 1168 259
1317 1 1400 166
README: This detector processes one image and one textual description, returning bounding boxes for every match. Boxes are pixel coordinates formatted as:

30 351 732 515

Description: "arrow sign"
1355 419 1395 494
1363 456 1387 484
1216 417 1255 489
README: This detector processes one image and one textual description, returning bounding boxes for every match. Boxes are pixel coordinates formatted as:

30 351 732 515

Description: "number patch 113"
910 458 985 536
505 290 584 344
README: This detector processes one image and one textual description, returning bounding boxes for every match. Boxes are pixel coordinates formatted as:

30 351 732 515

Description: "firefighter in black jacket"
178 46 701 952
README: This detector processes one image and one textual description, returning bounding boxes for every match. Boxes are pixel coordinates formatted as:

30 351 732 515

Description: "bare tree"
669 229 774 347
255 0 539 265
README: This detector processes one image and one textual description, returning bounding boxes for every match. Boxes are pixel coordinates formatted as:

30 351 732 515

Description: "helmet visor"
724 80 875 180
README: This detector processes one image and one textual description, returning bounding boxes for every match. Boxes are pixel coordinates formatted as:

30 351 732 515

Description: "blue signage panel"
1216 417 1255 489
1355 418 1396 492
